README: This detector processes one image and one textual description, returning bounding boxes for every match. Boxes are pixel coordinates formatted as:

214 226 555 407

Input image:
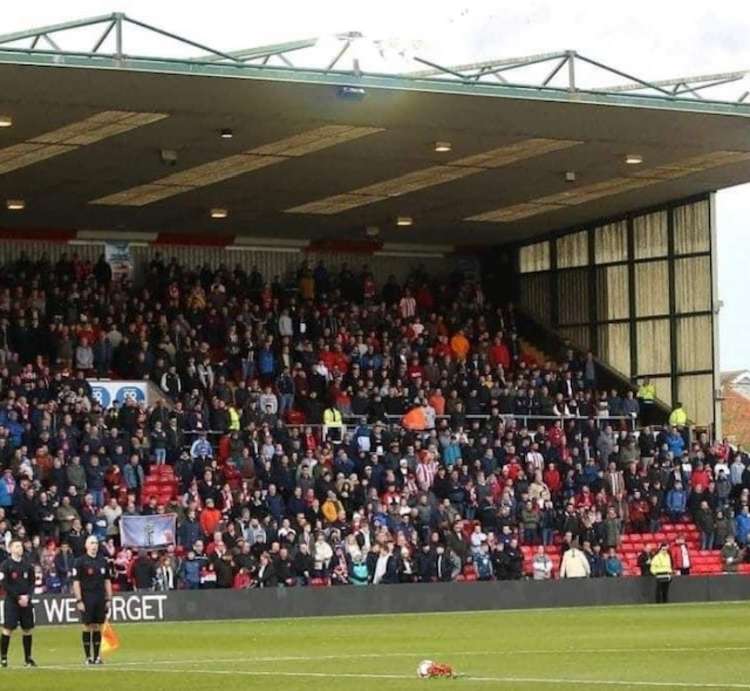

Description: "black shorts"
81 595 107 625
3 598 35 631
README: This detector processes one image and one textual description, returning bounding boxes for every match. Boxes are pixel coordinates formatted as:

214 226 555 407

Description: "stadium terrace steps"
519 339 548 367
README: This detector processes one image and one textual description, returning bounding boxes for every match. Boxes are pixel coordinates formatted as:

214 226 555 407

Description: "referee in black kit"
72 536 112 665
0 539 36 667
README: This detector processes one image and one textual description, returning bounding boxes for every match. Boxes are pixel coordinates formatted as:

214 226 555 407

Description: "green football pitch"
3 601 750 690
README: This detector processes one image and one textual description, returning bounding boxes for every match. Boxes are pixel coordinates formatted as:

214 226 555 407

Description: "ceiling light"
210 208 228 219
396 216 413 227
434 141 452 153
337 86 366 100
220 128 233 139
6 199 25 211
0 116 12 128
160 149 178 166
625 153 643 165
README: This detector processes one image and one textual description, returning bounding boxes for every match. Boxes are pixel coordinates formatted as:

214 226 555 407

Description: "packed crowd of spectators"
0 250 748 595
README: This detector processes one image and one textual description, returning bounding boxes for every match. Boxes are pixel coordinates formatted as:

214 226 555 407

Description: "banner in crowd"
88 380 148 408
104 241 133 283
121 514 177 549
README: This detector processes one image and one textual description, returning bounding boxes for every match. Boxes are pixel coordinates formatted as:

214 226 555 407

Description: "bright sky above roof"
2 0 749 369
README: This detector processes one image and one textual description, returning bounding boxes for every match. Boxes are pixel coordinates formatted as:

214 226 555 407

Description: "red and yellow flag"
101 622 120 656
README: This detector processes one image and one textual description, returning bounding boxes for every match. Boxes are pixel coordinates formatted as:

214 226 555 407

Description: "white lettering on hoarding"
38 594 167 625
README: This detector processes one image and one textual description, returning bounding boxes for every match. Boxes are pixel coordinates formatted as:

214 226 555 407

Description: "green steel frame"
0 13 749 117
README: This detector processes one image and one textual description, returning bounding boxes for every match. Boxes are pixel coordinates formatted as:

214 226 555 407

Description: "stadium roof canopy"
1 12 750 247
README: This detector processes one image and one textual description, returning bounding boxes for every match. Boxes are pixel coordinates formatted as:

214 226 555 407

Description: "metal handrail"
180 414 648 439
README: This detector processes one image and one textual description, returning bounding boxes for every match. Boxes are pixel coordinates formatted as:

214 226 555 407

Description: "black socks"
0 633 31 662
92 631 102 660
22 634 32 661
82 631 92 659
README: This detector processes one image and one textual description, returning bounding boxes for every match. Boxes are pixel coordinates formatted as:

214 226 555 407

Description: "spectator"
133 551 157 591
604 548 623 577
585 542 606 578
695 501 715 551
474 543 493 581
199 498 222 537
736 506 750 546
668 402 688 428
532 546 553 580
714 510 732 548
720 536 743 573
669 535 692 576
560 539 590 578
666 482 688 522
637 544 653 577
178 550 201 589
74 336 94 371
603 507 622 549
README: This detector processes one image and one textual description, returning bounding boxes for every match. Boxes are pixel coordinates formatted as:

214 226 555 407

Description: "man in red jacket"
690 462 711 490
628 490 650 534
199 498 222 537
669 535 692 576
489 334 511 370
544 463 562 495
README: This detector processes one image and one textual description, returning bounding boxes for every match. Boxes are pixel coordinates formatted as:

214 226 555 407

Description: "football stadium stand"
0 253 748 594
0 13 749 604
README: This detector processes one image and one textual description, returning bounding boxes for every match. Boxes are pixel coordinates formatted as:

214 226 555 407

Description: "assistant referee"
0 539 36 667
71 536 112 665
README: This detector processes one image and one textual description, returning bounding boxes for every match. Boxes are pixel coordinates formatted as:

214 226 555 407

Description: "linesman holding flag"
72 536 113 665
0 539 37 667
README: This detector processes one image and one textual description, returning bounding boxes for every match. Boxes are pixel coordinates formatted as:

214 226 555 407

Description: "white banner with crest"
121 514 177 549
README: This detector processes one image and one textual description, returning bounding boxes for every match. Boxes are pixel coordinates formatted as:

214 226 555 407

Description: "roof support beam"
0 13 116 45
190 38 318 64
0 14 747 105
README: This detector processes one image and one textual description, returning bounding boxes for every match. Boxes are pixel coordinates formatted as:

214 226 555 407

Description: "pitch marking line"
34 644 750 670
36 665 750 688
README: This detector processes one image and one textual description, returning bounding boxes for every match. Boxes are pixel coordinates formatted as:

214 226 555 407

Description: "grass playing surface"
3 601 750 690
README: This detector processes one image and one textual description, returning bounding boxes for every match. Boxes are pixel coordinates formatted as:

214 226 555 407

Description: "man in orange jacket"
450 330 470 361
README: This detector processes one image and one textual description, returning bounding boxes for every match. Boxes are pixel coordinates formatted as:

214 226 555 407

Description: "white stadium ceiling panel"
0 111 168 175
467 150 750 222
286 138 582 215
91 125 384 207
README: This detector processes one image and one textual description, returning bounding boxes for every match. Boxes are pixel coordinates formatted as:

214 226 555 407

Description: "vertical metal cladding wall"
517 195 716 427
